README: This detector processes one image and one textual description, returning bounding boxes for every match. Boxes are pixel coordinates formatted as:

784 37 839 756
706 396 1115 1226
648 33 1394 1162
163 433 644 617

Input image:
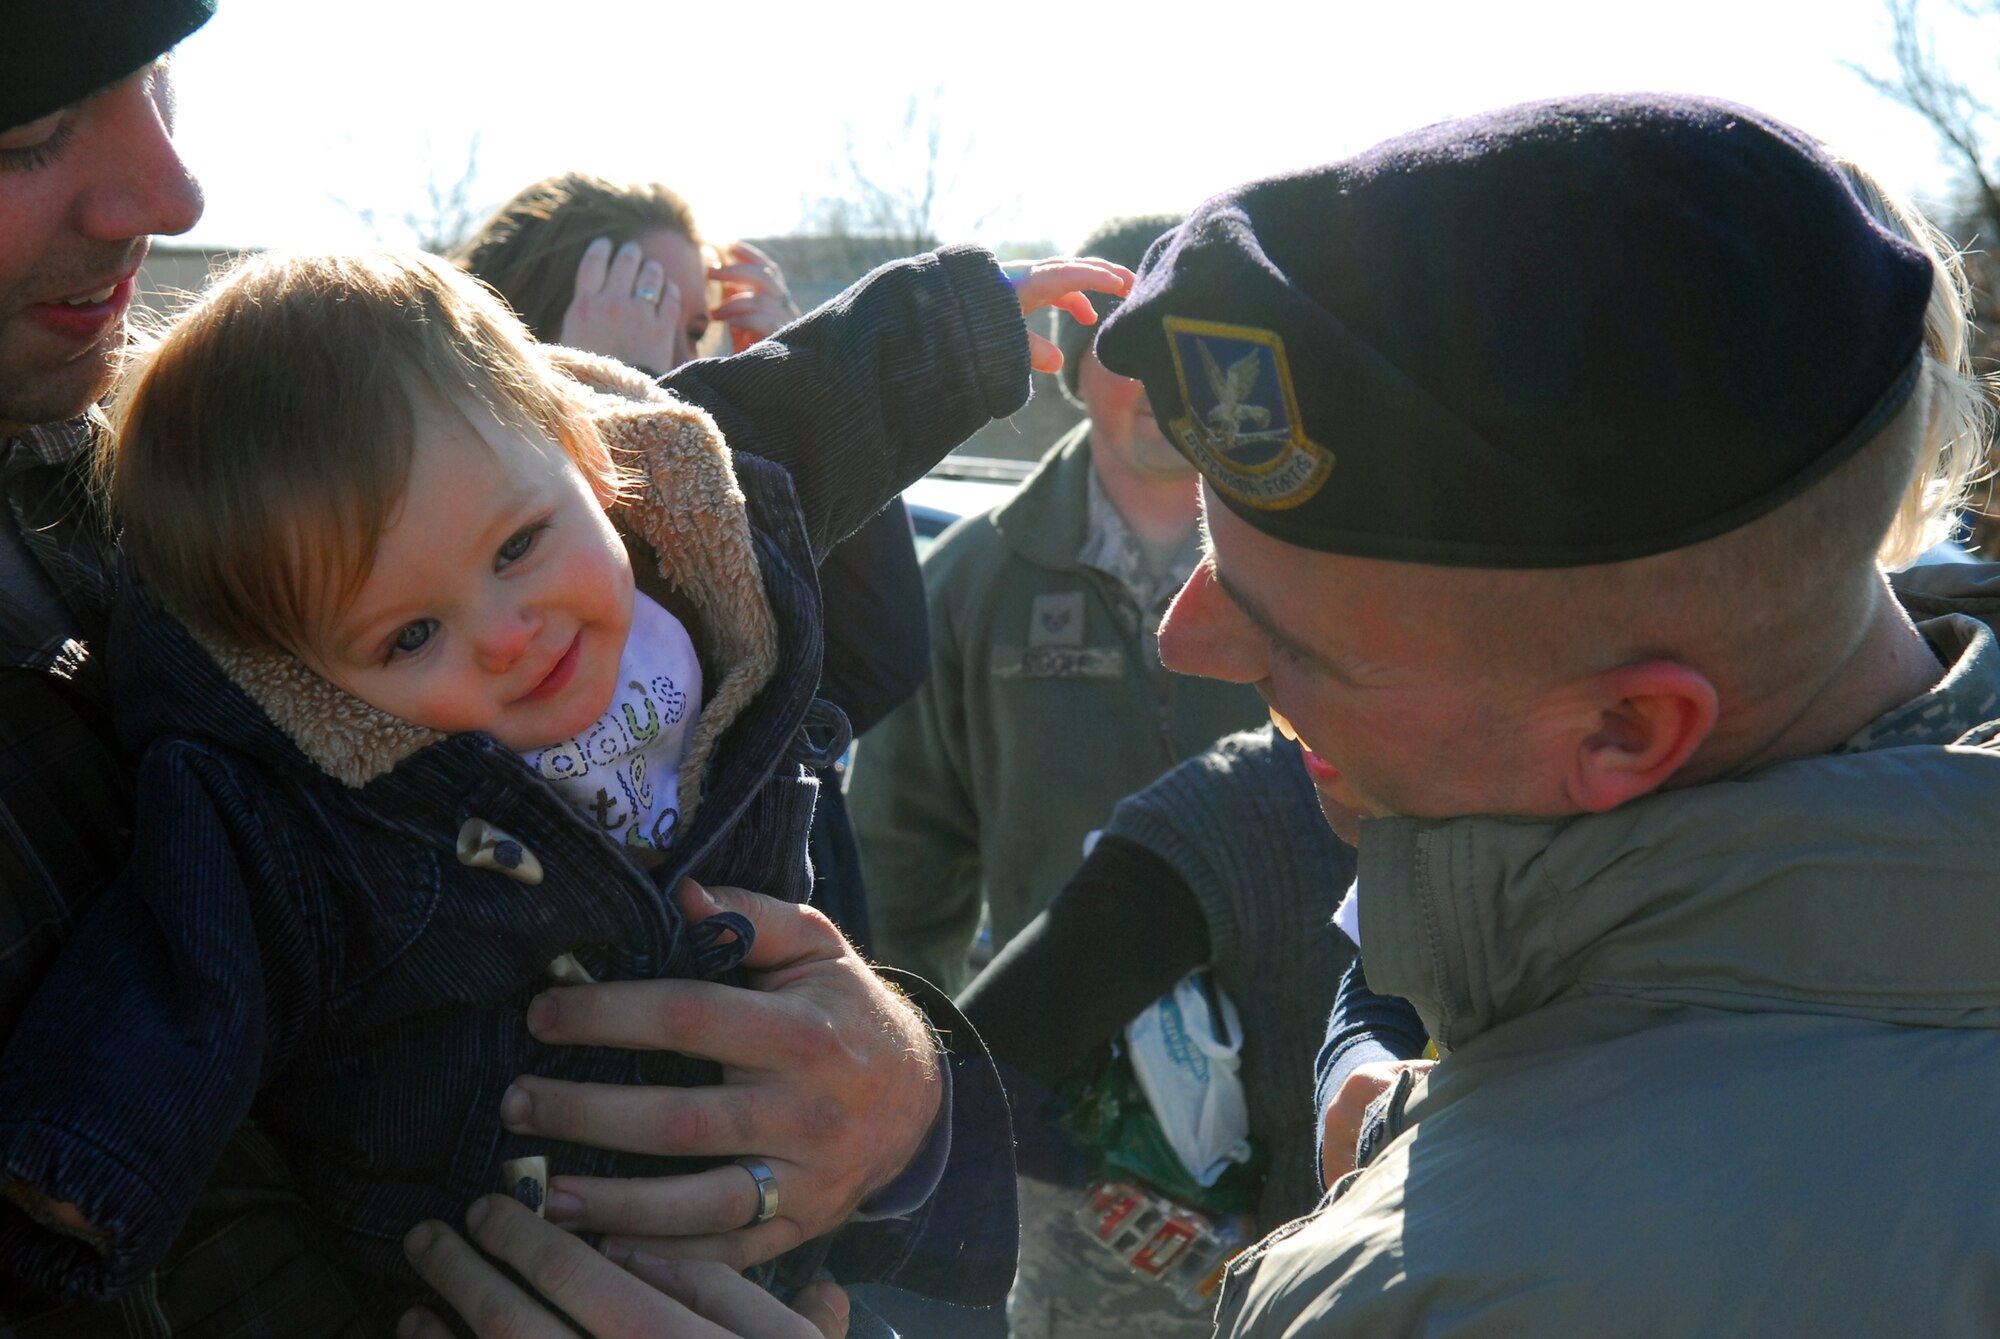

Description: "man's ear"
1563 660 1718 813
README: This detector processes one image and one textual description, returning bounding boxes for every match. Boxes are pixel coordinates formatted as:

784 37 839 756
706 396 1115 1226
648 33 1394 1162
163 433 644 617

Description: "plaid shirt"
0 423 365 1339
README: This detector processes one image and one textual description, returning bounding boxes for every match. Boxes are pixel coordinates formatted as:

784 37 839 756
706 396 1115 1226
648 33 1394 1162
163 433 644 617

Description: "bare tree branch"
797 88 1000 275
408 134 487 256
326 134 490 255
1848 0 2000 237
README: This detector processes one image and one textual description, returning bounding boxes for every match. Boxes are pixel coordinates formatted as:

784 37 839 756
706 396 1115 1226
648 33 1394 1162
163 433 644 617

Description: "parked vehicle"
902 455 1032 555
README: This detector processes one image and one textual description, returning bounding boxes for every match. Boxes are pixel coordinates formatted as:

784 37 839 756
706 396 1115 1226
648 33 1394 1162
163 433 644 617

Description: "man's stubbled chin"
1270 707 1362 844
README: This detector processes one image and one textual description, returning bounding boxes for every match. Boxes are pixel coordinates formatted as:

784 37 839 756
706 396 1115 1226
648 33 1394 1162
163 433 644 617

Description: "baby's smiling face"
304 392 634 751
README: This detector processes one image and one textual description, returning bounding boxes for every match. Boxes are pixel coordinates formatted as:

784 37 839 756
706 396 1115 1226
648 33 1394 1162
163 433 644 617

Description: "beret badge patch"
1163 318 1333 511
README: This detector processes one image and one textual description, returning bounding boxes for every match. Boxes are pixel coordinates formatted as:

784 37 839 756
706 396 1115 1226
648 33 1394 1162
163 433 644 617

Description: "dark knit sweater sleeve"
660 245 1030 563
958 835 1209 1185
1311 953 1430 1183
960 835 1210 1088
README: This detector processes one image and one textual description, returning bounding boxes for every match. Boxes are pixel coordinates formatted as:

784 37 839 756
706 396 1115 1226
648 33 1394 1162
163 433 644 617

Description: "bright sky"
170 0 1983 255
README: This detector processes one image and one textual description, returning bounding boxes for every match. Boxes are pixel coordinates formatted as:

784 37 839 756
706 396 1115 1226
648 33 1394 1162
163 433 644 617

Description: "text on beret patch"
1163 318 1334 511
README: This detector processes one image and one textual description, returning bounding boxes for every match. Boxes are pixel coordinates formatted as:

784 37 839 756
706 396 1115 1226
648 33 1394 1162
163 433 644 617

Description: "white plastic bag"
1124 969 1253 1187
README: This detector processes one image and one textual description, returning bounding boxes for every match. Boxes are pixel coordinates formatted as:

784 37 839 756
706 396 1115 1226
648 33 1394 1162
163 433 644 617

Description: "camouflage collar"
1076 466 1200 614
1836 613 2000 754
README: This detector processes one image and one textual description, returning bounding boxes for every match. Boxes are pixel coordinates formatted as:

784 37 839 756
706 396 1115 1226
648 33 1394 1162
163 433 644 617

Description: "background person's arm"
662 251 1126 562
958 835 1211 1182
1315 955 1430 1185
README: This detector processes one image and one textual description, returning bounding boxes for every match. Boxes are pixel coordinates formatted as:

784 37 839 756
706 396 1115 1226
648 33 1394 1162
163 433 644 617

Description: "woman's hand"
561 237 687 375
497 881 944 1271
709 242 800 353
1003 257 1136 374
399 1194 848 1338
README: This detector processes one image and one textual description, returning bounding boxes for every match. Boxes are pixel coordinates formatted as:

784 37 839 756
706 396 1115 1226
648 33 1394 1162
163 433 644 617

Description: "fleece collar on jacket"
1356 603 2000 1056
203 350 777 824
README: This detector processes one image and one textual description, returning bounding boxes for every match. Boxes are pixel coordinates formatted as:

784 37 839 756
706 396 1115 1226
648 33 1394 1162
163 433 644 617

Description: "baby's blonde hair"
1837 159 1995 567
104 249 626 656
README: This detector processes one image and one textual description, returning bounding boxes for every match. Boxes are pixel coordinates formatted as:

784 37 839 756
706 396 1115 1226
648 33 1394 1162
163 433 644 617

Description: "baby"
0 246 1124 1319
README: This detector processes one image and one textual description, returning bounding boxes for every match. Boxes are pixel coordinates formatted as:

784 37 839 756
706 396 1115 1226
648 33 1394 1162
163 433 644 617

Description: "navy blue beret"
2 0 216 131
1095 93 1935 567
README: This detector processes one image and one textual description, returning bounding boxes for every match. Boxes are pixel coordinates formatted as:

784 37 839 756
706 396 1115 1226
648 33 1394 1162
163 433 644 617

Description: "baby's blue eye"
393 620 437 656
497 526 538 566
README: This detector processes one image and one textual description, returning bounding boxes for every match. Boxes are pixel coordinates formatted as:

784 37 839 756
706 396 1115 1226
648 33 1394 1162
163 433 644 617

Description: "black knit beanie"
1056 213 1182 406
2 0 217 130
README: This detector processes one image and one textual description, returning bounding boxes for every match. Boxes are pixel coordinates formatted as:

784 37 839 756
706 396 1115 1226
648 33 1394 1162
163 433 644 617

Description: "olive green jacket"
1218 568 2000 1337
849 424 1263 992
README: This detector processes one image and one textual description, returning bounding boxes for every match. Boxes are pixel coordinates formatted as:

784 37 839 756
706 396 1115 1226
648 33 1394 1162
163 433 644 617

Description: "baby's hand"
1005 258 1136 375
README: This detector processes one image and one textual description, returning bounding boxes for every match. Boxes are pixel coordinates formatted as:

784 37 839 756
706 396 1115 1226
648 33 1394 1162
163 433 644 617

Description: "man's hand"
497 880 943 1270
1003 258 1135 374
1320 1059 1435 1185
399 1194 847 1338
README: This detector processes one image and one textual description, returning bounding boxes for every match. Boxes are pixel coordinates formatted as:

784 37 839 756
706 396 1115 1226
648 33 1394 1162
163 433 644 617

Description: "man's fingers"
393 1308 455 1339
546 1162 783 1236
503 1073 797 1157
462 1194 739 1338
613 1253 828 1339
521 976 809 1065
402 1216 571 1339
675 879 851 976
604 1213 808 1273
786 1281 850 1339
575 236 614 295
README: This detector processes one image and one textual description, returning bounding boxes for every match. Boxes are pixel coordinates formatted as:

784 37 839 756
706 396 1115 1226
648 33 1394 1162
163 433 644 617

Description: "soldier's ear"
1563 661 1718 814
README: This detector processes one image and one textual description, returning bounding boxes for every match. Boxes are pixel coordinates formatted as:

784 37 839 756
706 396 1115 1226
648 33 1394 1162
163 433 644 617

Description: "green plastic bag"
1055 1040 1265 1217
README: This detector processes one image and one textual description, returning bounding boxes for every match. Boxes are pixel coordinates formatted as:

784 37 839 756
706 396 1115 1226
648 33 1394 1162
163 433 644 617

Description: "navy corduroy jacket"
0 246 1031 1323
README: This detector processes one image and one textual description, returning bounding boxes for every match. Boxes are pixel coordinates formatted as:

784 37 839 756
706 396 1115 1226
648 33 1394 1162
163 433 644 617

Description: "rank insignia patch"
1163 317 1334 510
1029 591 1085 648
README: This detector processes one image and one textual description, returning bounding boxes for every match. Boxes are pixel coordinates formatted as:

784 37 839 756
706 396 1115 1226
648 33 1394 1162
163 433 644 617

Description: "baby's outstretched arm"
662 247 1135 563
1006 257 1136 374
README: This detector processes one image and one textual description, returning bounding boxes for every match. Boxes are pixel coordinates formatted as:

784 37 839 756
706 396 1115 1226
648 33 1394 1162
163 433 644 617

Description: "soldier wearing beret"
1094 93 2000 1334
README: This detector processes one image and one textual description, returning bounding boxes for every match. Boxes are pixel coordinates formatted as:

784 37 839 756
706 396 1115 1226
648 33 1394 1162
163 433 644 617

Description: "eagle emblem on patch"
1163 318 1333 510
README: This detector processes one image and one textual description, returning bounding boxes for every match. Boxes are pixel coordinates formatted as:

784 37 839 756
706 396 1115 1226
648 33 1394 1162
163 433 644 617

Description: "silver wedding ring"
634 285 661 304
734 1156 779 1227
